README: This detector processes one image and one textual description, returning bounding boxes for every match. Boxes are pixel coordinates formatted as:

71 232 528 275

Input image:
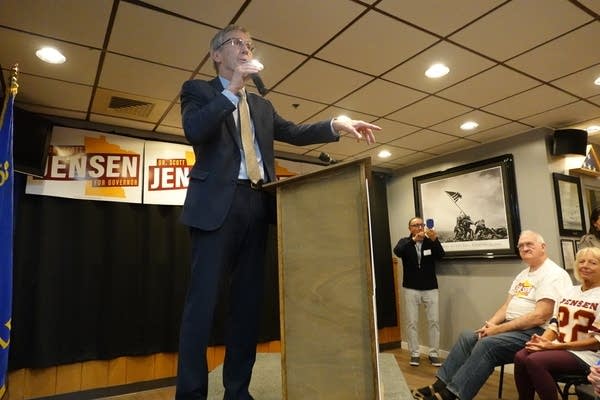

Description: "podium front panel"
276 160 379 399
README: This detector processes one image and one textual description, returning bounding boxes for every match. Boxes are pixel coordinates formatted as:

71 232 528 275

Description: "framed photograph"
585 188 600 216
552 173 586 237
560 239 576 270
413 154 521 259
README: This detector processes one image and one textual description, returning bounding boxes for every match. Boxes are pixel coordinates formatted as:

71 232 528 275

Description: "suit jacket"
179 77 341 231
393 235 445 290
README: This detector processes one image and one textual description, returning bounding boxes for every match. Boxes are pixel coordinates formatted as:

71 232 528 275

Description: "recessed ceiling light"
460 121 479 130
425 63 449 78
35 47 66 64
378 150 391 158
587 125 600 133
595 76 600 86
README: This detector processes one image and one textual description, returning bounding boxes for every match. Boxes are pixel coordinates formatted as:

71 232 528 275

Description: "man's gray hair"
519 230 545 244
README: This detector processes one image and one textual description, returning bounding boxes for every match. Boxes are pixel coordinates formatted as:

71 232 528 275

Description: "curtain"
8 171 395 370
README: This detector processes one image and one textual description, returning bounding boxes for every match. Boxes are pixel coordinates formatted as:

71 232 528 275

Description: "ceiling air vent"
108 96 155 117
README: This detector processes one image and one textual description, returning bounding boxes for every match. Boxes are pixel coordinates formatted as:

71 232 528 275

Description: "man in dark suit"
175 25 380 400
393 217 445 367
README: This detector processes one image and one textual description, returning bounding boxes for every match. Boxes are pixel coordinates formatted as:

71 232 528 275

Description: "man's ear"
211 50 221 64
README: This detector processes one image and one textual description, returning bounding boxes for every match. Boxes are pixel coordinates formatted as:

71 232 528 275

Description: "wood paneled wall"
5 329 399 400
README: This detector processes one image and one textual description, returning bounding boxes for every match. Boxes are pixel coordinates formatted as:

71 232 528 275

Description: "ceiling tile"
0 0 112 47
266 92 328 123
155 125 185 136
386 96 472 127
16 104 87 121
383 41 495 92
368 144 415 164
90 114 158 131
369 119 421 144
589 94 600 107
376 0 505 36
507 22 600 81
578 0 600 14
430 110 511 137
275 142 316 155
392 151 436 165
316 10 437 75
449 0 592 61
316 135 375 156
0 28 101 85
483 85 579 120
109 2 215 70
16 74 92 112
519 101 600 128
302 106 376 125
335 79 426 117
465 122 531 143
161 103 182 127
342 145 407 165
388 129 456 151
275 59 372 104
141 0 247 26
426 138 480 155
237 0 366 54
99 53 190 100
552 65 600 99
437 65 539 107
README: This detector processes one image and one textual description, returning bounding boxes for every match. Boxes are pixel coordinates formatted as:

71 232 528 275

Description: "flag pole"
0 64 19 124
445 191 466 215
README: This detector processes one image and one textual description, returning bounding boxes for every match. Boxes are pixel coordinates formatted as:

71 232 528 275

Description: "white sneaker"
428 355 442 367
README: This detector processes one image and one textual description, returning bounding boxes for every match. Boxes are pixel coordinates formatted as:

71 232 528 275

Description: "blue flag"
0 90 15 398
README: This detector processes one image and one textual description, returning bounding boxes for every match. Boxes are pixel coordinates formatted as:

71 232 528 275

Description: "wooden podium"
264 158 380 399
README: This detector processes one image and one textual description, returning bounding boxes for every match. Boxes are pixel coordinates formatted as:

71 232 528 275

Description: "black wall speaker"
13 108 53 177
551 129 588 156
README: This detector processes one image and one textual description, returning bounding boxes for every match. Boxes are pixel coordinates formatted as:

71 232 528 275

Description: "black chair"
498 364 506 398
575 383 596 400
497 365 588 399
553 373 590 400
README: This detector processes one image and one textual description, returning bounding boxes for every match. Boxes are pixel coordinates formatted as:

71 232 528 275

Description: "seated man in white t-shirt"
412 230 573 400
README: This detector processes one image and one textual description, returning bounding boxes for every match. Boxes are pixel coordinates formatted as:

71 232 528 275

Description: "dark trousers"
175 184 269 400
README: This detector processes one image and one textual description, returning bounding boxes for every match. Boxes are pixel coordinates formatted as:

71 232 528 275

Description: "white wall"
387 127 577 351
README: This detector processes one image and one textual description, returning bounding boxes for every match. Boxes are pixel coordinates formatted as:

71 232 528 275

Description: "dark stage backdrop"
9 171 396 370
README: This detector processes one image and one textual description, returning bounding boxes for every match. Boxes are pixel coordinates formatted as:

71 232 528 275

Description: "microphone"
251 73 268 96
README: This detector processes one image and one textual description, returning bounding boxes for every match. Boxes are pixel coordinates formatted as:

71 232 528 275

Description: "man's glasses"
217 38 254 52
410 223 425 228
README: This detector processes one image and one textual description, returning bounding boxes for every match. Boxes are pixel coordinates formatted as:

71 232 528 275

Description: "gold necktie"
238 90 261 184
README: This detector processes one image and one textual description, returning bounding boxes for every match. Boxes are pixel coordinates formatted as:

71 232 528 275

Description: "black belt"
237 179 263 190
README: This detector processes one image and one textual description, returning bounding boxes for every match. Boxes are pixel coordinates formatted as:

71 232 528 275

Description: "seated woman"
514 246 600 400
579 207 600 249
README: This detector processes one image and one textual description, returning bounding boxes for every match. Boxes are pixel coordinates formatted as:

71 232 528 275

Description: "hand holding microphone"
229 59 265 94
247 59 268 96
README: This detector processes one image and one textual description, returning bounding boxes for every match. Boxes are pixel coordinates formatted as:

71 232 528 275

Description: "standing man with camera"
394 217 445 367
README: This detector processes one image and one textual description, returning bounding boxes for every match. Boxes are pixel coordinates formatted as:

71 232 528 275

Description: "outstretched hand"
332 116 380 145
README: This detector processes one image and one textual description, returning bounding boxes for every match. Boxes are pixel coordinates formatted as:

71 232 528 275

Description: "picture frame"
560 239 576 270
413 154 521 259
585 187 600 216
552 173 586 237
